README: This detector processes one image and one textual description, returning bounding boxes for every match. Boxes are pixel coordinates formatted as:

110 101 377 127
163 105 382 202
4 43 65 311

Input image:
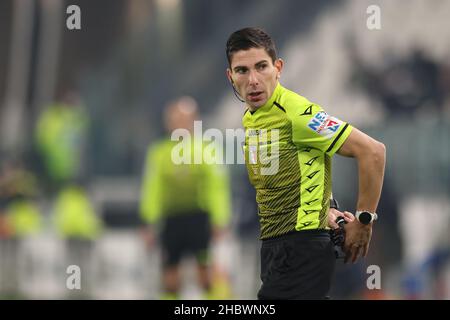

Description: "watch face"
359 211 372 225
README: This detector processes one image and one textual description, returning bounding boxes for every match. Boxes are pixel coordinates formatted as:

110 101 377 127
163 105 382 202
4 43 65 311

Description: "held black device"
329 199 347 259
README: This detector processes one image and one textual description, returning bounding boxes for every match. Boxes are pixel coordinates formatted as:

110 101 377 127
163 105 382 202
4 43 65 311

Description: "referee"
140 97 231 299
225 27 386 299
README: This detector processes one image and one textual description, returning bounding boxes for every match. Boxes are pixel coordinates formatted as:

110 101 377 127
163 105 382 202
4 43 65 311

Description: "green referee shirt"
242 83 353 240
140 138 231 228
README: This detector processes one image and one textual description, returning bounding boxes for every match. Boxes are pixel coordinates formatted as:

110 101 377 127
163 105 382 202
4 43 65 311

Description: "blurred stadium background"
0 0 450 299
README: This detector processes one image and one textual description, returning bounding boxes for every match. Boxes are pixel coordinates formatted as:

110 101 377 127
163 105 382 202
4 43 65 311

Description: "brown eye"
257 64 267 71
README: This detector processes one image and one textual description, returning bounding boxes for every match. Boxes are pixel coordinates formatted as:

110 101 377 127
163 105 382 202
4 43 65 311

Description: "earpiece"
229 78 245 103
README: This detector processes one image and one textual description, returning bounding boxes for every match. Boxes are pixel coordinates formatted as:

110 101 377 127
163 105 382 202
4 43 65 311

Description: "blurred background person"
34 89 89 193
52 182 103 299
0 158 42 298
139 96 231 300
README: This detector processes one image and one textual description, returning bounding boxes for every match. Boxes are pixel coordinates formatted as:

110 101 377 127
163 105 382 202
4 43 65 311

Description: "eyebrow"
233 59 269 72
255 60 268 67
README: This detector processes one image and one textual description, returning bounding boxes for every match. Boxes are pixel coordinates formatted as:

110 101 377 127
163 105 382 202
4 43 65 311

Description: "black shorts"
258 230 336 300
160 211 211 268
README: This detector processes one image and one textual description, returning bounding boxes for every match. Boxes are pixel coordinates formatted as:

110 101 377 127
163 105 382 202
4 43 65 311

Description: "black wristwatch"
355 210 378 225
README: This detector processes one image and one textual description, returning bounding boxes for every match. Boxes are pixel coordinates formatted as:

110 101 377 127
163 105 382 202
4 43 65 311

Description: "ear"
226 68 234 85
274 58 284 78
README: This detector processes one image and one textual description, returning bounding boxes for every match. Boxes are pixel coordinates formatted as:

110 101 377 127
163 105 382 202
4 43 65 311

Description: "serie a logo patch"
307 111 342 139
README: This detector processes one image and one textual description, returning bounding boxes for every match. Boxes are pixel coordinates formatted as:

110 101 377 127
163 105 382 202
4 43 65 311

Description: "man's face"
164 98 198 133
227 47 283 110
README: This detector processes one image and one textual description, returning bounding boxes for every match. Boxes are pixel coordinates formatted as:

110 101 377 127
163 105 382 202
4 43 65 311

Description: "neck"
248 105 259 112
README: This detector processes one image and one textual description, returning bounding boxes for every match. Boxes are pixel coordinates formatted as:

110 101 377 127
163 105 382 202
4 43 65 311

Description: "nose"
248 69 259 86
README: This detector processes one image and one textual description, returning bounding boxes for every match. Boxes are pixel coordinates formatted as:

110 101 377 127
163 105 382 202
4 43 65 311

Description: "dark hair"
226 27 277 66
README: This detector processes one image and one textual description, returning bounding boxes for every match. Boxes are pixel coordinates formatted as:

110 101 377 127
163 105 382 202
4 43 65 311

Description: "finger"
350 246 358 263
343 216 353 223
348 244 358 264
334 211 344 218
329 208 344 218
329 221 339 229
363 242 370 257
351 248 358 264
343 211 355 222
353 246 363 263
